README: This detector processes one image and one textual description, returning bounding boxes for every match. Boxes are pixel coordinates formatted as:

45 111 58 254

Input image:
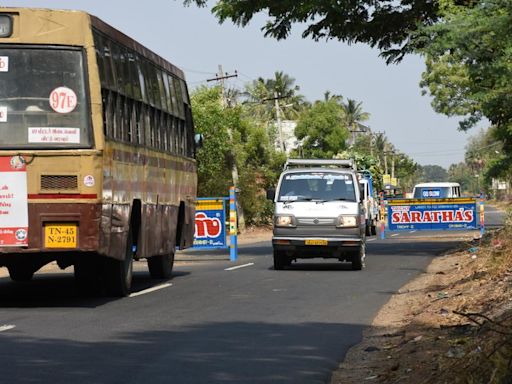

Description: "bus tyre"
273 250 288 270
8 265 34 282
105 229 134 297
147 251 175 279
351 243 365 271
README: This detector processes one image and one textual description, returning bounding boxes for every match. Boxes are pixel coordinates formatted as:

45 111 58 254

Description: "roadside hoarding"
0 156 28 246
387 198 478 231
193 198 227 249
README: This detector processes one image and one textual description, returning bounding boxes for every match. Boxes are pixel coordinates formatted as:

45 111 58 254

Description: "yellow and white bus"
0 8 199 295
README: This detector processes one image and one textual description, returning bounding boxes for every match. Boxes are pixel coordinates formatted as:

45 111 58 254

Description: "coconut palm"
342 99 370 147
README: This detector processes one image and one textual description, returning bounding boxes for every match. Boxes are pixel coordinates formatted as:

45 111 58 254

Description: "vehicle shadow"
0 270 189 308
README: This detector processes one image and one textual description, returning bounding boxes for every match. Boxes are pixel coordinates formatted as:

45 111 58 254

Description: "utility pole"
261 94 289 152
207 65 245 231
274 92 285 152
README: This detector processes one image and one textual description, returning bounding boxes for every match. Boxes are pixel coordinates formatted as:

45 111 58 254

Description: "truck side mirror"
266 189 276 201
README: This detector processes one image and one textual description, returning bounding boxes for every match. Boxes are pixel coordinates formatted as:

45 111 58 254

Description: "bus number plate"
44 223 77 248
305 239 328 246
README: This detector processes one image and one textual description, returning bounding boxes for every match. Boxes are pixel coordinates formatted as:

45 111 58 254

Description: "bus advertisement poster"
193 198 227 249
387 198 478 231
0 156 28 246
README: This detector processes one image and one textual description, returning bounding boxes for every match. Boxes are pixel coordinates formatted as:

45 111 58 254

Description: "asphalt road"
0 206 504 384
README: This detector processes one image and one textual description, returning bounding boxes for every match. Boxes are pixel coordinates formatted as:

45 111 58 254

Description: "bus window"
0 47 92 148
168 76 180 118
127 51 142 101
156 70 168 113
163 73 173 114
136 60 148 104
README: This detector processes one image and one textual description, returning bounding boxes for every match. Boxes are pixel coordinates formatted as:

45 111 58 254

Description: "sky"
3 0 484 168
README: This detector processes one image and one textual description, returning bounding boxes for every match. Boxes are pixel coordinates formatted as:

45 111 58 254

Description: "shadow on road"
0 320 364 384
0 270 188 308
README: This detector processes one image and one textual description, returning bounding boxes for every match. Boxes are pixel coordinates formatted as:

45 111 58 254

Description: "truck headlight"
275 215 296 227
336 215 359 228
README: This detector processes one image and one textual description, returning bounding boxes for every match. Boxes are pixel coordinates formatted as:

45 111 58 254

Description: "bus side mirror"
266 189 275 201
194 133 204 148
359 184 365 202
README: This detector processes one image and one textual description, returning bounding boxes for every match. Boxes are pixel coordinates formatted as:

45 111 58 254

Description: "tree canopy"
415 0 512 178
183 0 450 63
294 98 349 158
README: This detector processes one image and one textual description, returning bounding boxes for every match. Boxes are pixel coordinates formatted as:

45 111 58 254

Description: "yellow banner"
196 199 224 210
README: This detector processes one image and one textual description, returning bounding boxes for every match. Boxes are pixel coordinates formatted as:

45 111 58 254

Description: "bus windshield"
278 172 357 202
0 47 91 149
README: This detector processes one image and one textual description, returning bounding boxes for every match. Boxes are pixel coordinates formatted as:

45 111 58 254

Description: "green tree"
294 99 349 158
448 162 475 194
191 85 284 225
418 165 449 182
342 98 370 147
191 86 233 197
183 0 465 63
415 0 512 178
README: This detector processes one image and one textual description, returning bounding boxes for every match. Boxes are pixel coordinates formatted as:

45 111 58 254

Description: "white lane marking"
129 283 172 298
391 233 400 237
225 263 255 271
367 238 377 242
0 325 16 332
410 230 417 233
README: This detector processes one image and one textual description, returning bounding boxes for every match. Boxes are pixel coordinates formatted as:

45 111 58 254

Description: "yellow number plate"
44 223 77 248
305 239 328 246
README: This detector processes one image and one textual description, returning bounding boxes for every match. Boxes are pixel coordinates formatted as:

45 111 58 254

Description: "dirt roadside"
331 213 512 383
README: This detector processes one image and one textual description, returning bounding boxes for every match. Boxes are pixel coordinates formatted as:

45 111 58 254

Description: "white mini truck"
267 159 366 270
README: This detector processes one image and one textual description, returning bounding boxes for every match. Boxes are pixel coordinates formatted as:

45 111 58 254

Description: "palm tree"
342 99 370 147
244 71 306 121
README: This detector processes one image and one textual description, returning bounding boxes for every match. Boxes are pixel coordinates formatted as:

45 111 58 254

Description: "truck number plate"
44 223 77 248
305 239 328 246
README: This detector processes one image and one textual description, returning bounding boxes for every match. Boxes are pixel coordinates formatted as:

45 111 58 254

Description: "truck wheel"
351 243 366 271
8 265 34 282
147 251 175 279
273 250 287 270
105 228 134 297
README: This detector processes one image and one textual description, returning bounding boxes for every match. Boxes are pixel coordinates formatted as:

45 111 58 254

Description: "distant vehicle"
267 159 366 270
412 182 461 199
358 172 378 236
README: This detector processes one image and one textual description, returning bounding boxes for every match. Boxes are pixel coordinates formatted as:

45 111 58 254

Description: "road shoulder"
331 224 512 383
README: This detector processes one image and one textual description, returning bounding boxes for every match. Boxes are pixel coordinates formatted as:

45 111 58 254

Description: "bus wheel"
105 229 134 297
147 251 175 279
8 265 34 282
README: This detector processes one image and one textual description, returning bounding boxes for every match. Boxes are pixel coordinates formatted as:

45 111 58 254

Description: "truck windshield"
0 46 91 149
278 172 356 202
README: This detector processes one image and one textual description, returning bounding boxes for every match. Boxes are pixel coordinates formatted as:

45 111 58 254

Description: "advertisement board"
193 198 227 249
387 198 478 231
0 156 28 246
